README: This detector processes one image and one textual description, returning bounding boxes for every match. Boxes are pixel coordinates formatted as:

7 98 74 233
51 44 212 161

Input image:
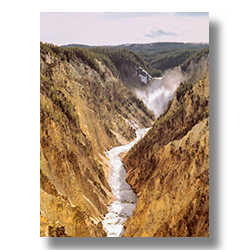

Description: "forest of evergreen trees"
89 47 163 77
40 42 102 74
41 42 209 78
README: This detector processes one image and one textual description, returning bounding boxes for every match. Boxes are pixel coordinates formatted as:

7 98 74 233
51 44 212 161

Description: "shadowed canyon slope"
40 49 155 237
123 73 209 237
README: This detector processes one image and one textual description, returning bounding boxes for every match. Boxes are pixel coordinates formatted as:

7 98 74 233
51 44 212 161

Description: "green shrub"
40 73 80 127
130 93 154 120
176 82 195 102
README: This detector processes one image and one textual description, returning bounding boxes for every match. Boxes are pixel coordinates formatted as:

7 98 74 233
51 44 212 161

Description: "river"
102 128 150 237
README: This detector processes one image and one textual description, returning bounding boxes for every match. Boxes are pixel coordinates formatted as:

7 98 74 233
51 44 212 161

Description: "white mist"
136 66 185 116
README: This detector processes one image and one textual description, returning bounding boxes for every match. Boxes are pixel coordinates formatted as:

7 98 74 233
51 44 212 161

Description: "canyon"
40 44 209 237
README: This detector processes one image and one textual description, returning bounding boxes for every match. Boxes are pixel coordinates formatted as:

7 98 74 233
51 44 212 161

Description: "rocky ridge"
184 53 209 85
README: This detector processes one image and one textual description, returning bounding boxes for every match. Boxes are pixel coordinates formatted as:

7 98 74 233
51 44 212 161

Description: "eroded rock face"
185 54 209 85
123 74 209 237
40 49 154 237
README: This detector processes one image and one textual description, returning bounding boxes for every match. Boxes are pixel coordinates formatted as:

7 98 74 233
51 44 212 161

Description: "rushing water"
102 128 150 237
136 67 185 116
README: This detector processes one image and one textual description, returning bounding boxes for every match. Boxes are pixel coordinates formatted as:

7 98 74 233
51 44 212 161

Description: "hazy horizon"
58 41 209 47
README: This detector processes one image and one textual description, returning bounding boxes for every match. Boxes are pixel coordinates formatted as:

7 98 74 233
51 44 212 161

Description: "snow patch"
135 66 152 84
139 74 147 84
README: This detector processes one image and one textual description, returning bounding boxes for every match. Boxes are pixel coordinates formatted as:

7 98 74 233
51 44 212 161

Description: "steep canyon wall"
40 49 154 237
123 73 209 237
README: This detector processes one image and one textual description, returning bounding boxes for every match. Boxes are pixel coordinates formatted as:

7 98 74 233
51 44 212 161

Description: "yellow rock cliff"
123 74 209 237
40 49 154 237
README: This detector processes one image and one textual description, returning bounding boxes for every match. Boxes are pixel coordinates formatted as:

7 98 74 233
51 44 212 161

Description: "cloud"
145 29 178 38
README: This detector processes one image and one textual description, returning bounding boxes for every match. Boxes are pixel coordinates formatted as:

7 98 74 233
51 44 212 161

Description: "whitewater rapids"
102 128 150 237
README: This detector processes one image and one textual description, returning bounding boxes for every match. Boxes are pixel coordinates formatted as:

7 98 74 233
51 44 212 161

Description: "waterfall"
136 67 185 116
102 128 150 237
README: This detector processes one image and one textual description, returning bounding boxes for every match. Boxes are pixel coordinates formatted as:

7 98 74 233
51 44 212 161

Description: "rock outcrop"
123 73 209 237
184 53 209 85
40 49 155 237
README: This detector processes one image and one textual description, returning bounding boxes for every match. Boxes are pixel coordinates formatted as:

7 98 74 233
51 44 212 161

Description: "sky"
40 12 209 46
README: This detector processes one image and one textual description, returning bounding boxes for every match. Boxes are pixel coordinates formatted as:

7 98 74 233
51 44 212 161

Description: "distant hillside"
119 42 208 53
88 47 161 89
61 42 209 77
61 42 208 53
89 47 151 77
132 44 209 74
180 47 209 71
61 44 92 49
